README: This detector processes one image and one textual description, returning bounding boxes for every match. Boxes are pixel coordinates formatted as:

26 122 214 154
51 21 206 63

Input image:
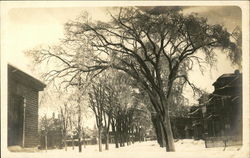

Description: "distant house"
188 105 204 140
8 64 46 148
186 93 211 140
171 116 192 139
201 70 242 147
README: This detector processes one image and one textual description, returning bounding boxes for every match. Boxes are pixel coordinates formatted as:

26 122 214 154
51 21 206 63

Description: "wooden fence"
205 136 242 148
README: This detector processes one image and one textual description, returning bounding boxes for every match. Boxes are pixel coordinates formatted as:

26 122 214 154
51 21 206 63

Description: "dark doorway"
8 95 24 146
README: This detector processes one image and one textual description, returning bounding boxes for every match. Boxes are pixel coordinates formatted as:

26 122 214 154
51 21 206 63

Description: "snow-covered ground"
4 139 249 158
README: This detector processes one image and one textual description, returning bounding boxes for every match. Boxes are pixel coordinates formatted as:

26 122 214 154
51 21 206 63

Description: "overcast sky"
3 5 242 110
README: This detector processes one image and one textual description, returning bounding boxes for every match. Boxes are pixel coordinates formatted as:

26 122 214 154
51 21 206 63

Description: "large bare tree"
26 7 241 151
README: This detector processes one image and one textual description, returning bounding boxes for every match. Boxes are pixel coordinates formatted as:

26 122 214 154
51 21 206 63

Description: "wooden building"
8 64 46 148
201 70 242 147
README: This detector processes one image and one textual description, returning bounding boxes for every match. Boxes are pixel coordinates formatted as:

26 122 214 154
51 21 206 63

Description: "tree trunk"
166 116 175 151
122 132 126 146
115 131 119 148
45 134 47 152
131 126 134 144
83 135 86 148
161 114 175 152
78 126 82 152
72 137 74 150
155 89 175 152
77 99 82 152
118 121 123 147
78 137 82 152
126 132 129 146
98 127 102 152
139 127 141 143
64 135 67 151
160 121 166 147
105 131 109 150
119 133 122 147
119 132 123 147
127 129 131 145
111 120 119 148
151 114 163 147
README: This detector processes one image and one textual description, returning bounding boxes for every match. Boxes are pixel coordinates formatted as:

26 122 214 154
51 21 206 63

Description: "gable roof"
8 64 46 91
212 71 242 88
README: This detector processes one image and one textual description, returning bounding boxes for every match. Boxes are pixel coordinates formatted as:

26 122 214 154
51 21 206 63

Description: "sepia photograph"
1 1 249 158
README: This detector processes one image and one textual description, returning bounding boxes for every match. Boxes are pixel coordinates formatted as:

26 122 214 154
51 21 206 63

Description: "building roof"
8 64 46 91
212 70 242 88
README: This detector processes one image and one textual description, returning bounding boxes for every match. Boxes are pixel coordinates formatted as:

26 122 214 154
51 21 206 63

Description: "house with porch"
8 64 46 149
201 70 242 147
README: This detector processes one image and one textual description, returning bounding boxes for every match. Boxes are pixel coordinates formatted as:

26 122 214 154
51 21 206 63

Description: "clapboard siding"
25 89 39 147
8 64 45 148
10 81 39 147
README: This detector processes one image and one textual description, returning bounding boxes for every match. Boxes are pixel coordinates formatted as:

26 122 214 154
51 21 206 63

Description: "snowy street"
5 139 247 158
